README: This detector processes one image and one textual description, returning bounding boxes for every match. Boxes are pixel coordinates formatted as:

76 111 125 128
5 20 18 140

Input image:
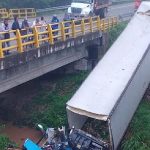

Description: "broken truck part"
66 1 150 150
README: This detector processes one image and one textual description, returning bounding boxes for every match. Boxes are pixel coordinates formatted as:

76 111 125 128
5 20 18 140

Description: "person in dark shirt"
21 17 29 35
21 18 30 44
12 16 21 35
63 13 71 38
51 15 59 41
51 15 59 30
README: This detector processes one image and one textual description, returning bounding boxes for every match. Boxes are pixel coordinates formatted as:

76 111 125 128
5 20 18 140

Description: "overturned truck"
66 2 150 150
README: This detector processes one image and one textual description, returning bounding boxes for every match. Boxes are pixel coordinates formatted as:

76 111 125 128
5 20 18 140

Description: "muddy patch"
0 123 41 146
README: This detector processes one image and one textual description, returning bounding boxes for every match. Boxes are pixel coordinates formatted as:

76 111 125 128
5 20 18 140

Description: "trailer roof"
67 2 150 121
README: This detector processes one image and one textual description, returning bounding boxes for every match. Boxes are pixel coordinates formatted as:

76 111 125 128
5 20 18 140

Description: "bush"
22 72 89 128
0 135 11 150
121 101 150 150
108 22 128 48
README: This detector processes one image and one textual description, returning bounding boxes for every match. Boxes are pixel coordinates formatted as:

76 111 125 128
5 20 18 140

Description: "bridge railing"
0 16 117 58
9 8 36 19
0 8 9 19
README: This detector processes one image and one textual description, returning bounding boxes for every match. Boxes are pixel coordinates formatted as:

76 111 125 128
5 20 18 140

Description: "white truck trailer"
66 2 150 150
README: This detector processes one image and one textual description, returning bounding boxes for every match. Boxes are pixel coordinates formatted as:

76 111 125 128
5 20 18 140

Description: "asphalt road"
39 2 135 23
108 2 134 17
0 2 134 26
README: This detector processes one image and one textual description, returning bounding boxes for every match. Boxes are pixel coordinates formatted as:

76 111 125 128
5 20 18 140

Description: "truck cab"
68 0 109 18
68 0 94 17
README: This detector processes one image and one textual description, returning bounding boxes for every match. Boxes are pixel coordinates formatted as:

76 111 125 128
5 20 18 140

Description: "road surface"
0 2 134 26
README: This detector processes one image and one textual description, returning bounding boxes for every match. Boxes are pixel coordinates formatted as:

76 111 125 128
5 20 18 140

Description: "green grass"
0 135 11 150
108 22 128 48
0 124 15 150
23 71 89 128
121 101 150 150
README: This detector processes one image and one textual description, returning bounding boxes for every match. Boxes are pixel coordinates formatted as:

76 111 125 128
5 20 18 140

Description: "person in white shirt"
32 18 42 27
40 16 46 26
2 19 10 55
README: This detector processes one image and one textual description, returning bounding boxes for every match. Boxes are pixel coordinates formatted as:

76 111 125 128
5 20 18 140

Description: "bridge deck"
0 16 117 59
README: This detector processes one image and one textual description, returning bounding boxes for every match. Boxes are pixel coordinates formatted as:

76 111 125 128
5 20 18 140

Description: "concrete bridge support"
0 32 109 93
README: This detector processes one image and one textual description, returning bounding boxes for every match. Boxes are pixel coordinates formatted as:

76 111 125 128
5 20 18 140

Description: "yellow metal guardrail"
0 16 117 58
0 8 36 19
9 8 36 19
0 8 9 19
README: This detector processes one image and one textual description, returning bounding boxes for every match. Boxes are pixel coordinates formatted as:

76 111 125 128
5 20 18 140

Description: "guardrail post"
0 41 4 58
102 19 105 32
47 24 54 45
81 19 85 35
71 20 76 38
16 29 23 53
108 18 110 30
60 22 66 41
115 17 118 25
89 17 93 32
19 9 21 19
111 17 113 27
33 26 39 48
97 16 101 31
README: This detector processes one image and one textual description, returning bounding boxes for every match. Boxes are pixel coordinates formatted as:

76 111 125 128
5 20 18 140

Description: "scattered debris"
82 118 109 142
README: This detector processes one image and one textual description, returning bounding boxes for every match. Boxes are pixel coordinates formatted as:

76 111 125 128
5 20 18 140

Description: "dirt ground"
0 123 41 146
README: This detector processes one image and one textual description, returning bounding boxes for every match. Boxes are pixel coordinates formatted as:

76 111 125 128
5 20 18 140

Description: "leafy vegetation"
0 135 11 150
108 22 128 48
0 0 71 9
0 125 12 150
121 101 150 150
22 71 89 128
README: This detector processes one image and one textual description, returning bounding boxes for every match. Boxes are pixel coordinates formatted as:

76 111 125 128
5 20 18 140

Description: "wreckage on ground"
66 1 150 150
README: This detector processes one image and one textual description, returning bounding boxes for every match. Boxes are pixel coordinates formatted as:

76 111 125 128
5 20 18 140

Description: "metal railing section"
9 8 36 19
0 8 9 19
0 8 36 19
0 16 117 58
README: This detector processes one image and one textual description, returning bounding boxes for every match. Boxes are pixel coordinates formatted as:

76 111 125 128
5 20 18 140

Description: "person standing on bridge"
40 16 47 40
11 16 21 35
21 17 30 44
2 19 10 55
40 16 47 26
51 15 59 41
32 18 42 27
63 13 70 38
21 18 29 34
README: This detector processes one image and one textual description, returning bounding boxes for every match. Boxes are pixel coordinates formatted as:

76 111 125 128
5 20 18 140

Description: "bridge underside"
0 31 108 93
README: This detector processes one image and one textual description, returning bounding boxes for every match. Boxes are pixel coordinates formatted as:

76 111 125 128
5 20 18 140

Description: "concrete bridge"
0 16 117 93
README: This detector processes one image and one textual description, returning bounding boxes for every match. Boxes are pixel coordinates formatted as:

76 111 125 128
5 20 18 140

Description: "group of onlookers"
0 15 63 55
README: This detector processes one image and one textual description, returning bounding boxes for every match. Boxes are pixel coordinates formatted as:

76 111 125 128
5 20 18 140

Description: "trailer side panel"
67 109 88 129
110 45 150 150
